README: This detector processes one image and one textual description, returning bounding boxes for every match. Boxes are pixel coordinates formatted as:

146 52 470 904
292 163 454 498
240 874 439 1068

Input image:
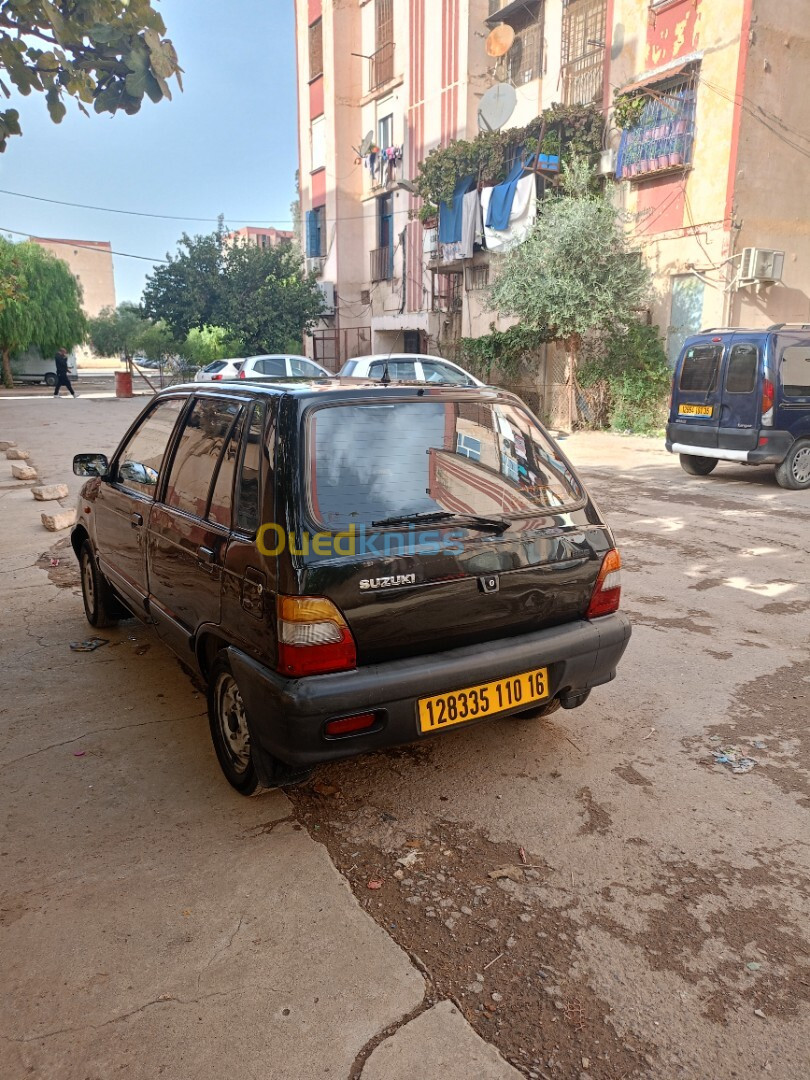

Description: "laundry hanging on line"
485 158 525 231
481 173 537 254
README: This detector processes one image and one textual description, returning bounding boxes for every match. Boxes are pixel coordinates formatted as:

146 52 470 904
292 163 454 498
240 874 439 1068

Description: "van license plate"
678 404 713 417
418 668 549 733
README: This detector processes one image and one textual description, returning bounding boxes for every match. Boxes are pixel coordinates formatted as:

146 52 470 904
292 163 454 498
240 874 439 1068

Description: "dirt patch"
576 786 613 834
36 536 79 588
287 781 654 1079
612 765 653 789
702 659 810 809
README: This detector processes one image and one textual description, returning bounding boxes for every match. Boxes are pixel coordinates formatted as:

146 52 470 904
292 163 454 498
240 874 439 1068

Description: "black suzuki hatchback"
72 380 631 794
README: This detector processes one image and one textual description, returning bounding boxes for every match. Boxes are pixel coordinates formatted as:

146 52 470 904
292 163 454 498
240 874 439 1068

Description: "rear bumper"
228 614 632 768
666 427 792 465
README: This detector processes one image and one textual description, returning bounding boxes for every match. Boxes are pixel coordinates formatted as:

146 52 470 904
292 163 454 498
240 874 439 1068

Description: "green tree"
0 0 182 152
488 159 652 426
88 301 149 368
136 318 178 364
0 237 86 387
142 230 324 354
141 227 226 339
220 241 323 355
180 324 243 368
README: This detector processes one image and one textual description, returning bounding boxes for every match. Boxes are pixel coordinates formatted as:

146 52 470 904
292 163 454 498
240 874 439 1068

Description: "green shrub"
578 321 671 434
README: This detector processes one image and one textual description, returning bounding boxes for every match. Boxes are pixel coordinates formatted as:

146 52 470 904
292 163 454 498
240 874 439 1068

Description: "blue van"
666 324 810 489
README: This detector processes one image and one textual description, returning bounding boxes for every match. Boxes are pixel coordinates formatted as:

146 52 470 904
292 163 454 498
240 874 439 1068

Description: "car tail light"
276 595 357 676
761 377 774 427
238 369 246 379
212 374 222 381
325 712 377 737
586 549 622 619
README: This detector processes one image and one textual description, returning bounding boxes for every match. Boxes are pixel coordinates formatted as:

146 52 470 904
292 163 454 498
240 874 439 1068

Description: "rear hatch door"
286 393 613 664
670 338 726 448
716 334 762 451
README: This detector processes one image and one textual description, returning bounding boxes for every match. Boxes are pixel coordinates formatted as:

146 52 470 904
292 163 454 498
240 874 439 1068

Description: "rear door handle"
131 512 143 528
197 545 216 571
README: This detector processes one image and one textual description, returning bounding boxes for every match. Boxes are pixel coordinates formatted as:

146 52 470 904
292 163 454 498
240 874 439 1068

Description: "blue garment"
485 159 524 231
438 175 476 244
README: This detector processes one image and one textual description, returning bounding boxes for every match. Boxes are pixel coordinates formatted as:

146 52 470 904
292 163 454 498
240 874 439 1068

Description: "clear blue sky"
0 0 299 303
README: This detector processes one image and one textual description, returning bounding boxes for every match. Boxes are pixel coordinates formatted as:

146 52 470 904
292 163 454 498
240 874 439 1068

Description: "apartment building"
28 236 116 318
223 225 296 249
294 0 810 371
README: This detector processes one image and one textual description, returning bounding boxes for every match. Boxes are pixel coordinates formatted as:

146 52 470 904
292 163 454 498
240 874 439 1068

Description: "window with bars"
369 0 394 90
505 10 543 85
433 272 463 313
308 18 323 80
466 264 490 291
616 77 698 180
560 0 607 105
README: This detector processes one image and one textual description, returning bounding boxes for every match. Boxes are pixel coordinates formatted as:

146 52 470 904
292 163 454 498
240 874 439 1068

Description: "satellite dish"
358 130 375 156
477 83 517 132
485 23 515 58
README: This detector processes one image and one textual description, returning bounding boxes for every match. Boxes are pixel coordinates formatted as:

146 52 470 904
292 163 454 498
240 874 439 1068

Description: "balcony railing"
369 42 394 93
370 244 393 282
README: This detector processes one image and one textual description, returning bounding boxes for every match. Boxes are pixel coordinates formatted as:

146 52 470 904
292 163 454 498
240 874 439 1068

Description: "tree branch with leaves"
0 0 182 151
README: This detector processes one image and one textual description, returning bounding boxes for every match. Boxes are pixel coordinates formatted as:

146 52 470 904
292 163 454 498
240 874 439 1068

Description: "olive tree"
489 159 652 426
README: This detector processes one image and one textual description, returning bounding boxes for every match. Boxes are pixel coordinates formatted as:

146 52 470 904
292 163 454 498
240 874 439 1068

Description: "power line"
0 227 168 263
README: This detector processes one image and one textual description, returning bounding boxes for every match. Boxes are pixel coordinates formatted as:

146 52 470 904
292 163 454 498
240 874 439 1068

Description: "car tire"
679 454 717 476
44 373 57 387
80 540 121 628
511 698 561 720
208 653 264 795
775 440 810 490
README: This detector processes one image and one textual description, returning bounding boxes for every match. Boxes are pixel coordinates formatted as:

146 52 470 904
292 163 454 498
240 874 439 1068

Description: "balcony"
370 244 393 282
369 42 394 93
561 49 605 105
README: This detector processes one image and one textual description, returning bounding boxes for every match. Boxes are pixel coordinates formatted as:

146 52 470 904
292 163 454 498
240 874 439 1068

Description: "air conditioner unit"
317 281 336 314
739 247 785 284
306 256 325 275
599 148 617 177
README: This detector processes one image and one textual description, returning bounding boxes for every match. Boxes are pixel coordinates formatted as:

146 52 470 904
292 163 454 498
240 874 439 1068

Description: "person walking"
53 348 76 398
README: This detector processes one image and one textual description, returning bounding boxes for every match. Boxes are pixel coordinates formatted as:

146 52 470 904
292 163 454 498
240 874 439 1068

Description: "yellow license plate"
678 404 713 417
418 668 549 733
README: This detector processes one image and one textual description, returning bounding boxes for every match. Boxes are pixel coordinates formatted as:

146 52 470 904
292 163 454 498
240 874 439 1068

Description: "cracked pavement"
2 401 809 1079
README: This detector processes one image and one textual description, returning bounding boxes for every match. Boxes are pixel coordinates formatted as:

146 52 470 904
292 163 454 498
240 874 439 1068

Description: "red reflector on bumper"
325 712 376 737
759 437 769 446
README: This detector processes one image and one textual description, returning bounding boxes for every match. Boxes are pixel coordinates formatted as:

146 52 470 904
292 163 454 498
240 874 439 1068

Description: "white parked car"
339 353 483 386
194 358 245 382
238 354 331 380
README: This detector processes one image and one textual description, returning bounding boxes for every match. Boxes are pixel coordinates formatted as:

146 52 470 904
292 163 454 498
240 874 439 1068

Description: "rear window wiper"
371 510 511 534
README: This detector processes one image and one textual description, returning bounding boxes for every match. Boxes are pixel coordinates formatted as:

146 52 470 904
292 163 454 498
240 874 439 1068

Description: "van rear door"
670 340 725 448
716 336 761 452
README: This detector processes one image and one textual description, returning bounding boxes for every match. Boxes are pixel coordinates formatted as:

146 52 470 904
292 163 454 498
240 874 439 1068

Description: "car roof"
243 353 311 361
348 353 460 365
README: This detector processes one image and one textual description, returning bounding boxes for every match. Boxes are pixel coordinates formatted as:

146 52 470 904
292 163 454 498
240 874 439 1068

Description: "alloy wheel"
792 446 810 485
215 673 251 774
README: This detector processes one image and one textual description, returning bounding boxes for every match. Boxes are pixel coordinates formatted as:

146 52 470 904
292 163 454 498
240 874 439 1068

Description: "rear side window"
421 360 471 385
781 345 810 397
307 400 582 529
368 360 417 381
208 410 245 528
164 398 241 518
258 358 287 376
235 403 265 533
679 345 722 392
725 344 758 394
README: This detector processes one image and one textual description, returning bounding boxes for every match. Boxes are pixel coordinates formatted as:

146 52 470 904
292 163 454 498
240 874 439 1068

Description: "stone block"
5 447 30 460
0 440 16 451
41 509 76 532
11 463 37 481
32 483 69 501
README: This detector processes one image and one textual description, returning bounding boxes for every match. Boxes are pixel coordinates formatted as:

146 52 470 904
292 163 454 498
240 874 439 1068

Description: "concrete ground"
1 396 808 1079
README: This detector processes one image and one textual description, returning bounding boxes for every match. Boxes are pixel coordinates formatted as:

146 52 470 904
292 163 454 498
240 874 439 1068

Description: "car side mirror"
73 453 109 478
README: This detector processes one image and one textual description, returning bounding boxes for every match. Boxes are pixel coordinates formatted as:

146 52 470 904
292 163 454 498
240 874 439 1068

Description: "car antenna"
381 329 403 387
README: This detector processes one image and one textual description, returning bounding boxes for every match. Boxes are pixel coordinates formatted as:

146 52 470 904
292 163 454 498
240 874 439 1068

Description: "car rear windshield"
204 361 226 373
679 345 722 392
307 400 583 529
